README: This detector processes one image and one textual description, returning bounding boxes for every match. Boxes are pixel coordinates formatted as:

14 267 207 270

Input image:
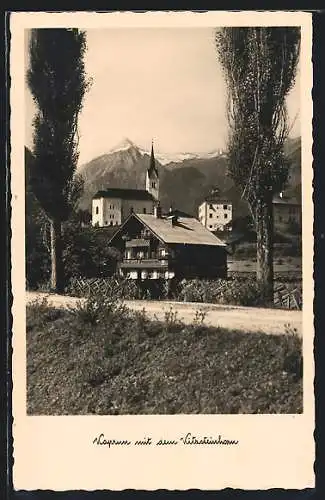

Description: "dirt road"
26 291 302 336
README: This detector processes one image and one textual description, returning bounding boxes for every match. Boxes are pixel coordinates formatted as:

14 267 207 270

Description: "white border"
11 11 314 490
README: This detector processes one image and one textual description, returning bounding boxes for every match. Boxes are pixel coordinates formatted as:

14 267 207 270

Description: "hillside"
78 143 158 211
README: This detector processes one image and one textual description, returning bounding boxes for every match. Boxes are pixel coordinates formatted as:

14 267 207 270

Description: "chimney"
154 202 162 218
171 215 178 226
167 205 178 225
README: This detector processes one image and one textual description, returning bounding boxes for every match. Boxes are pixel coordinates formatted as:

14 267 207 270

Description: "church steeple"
146 139 159 201
148 140 159 178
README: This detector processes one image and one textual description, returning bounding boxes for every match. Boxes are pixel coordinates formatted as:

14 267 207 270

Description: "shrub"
163 307 184 333
177 277 268 307
26 298 65 334
62 224 121 280
178 278 228 303
218 279 267 306
68 290 129 327
193 308 208 325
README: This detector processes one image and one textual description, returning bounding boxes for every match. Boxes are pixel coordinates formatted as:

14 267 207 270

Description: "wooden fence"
67 276 302 310
273 283 302 310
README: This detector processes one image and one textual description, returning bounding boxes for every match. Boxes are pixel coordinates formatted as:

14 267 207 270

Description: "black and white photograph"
11 10 314 491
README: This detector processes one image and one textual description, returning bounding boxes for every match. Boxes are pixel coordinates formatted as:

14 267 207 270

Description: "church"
91 142 159 227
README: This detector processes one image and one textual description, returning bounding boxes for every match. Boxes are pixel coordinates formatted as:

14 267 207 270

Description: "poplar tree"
216 27 300 302
27 28 90 292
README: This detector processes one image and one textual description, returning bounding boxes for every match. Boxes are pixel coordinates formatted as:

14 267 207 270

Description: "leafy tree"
25 148 50 288
216 28 300 302
62 223 121 280
27 29 90 292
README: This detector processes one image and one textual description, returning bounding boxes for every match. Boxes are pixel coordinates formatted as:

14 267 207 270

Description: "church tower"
145 141 159 201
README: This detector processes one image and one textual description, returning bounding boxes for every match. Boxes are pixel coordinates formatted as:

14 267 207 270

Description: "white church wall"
121 199 155 219
92 198 104 226
101 197 122 226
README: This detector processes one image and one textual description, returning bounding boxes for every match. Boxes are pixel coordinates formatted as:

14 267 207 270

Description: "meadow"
27 294 303 415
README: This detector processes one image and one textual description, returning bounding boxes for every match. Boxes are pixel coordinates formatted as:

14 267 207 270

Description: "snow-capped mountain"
143 149 226 166
77 136 301 218
107 137 139 155
102 137 225 166
77 137 240 215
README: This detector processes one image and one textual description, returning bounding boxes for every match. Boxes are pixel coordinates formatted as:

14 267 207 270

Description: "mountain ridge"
26 136 301 219
77 136 301 217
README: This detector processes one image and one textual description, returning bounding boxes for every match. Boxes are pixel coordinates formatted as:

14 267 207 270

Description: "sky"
25 28 300 166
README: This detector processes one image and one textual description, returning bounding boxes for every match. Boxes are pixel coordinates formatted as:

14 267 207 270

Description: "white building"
198 192 233 232
92 143 159 227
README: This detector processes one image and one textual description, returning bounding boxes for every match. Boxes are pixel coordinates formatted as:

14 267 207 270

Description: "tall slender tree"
27 28 90 292
216 27 300 302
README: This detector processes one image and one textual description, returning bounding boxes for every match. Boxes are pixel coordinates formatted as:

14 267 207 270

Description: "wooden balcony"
119 258 169 269
125 239 150 248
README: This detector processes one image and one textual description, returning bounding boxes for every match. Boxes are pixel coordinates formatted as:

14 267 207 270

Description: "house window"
209 204 213 209
105 221 108 225
209 213 213 218
224 214 228 219
223 204 228 210
112 214 114 219
110 221 113 226
95 206 99 215
143 207 147 214
209 225 213 229
152 182 156 188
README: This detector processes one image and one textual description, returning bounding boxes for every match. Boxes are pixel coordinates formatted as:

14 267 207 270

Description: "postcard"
11 10 314 491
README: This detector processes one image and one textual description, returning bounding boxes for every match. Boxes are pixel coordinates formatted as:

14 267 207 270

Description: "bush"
68 289 130 327
178 278 228 303
177 277 268 307
62 224 121 280
26 203 121 290
218 279 268 306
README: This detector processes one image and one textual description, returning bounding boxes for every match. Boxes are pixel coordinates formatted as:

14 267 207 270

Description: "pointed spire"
148 139 158 178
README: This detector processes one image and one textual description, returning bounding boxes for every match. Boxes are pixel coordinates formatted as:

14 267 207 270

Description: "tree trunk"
50 218 64 293
254 195 274 305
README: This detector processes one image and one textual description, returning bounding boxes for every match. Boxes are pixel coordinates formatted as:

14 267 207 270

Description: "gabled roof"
109 212 226 247
93 188 155 201
200 197 232 205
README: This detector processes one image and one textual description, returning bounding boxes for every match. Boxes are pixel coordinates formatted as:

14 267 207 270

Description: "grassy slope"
27 298 303 415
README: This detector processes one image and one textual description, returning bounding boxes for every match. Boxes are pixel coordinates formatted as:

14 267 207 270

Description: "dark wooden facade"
109 214 227 280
